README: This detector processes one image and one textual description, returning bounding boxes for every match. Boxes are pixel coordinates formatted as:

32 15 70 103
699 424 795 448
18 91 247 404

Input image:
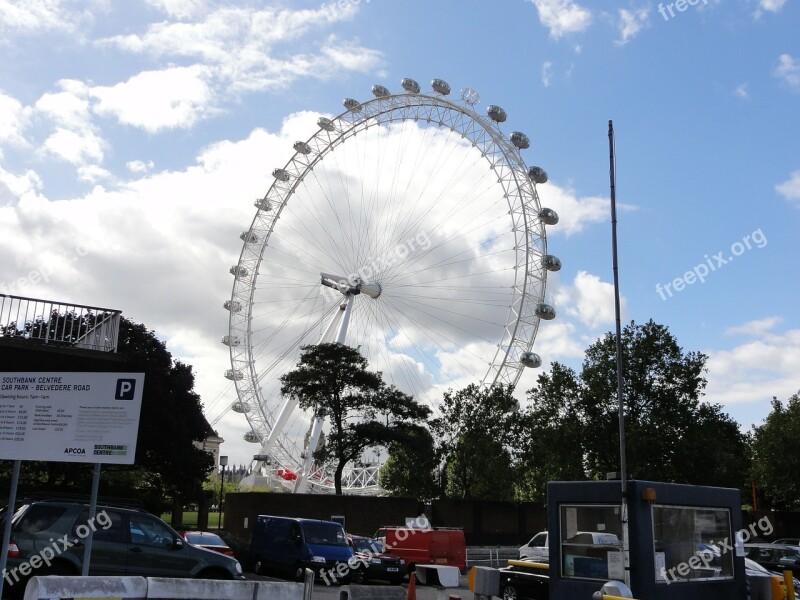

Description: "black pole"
608 120 627 493
219 463 226 529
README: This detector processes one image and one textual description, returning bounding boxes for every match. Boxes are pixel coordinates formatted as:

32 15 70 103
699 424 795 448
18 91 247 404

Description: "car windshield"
186 532 225 545
353 538 383 553
303 522 347 546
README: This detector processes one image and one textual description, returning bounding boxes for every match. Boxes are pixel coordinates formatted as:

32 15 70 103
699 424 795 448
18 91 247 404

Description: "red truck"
374 526 467 574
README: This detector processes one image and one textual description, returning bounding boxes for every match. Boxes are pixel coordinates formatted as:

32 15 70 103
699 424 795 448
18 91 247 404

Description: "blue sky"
0 0 798 471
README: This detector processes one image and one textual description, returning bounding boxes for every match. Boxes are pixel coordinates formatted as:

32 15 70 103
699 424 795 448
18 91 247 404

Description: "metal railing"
0 294 121 352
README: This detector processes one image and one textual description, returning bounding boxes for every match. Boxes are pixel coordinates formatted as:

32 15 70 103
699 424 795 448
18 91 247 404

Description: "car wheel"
198 568 233 580
503 584 518 600
353 569 365 585
293 564 305 582
389 577 404 586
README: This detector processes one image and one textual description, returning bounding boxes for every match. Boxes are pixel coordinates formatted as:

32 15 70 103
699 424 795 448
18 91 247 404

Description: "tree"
280 342 431 495
514 363 588 503
516 320 750 491
751 392 800 509
430 384 518 500
379 424 439 499
117 318 215 508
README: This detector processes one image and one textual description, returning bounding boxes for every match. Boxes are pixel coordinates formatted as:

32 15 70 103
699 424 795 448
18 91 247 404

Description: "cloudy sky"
1 0 798 474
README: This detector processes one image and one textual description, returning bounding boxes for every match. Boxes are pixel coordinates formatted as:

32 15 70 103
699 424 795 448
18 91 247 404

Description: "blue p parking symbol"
115 378 136 400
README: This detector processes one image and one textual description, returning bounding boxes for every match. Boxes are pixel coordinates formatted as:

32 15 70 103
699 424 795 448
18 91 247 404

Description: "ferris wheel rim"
226 80 552 492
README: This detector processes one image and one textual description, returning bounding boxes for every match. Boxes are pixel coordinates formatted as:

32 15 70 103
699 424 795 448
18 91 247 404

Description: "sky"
0 0 798 479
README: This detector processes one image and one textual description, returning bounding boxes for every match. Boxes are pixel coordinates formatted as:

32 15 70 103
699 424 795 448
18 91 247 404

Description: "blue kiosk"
547 479 748 600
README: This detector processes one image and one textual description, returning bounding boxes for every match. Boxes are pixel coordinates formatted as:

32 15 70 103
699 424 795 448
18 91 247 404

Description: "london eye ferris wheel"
224 77 561 493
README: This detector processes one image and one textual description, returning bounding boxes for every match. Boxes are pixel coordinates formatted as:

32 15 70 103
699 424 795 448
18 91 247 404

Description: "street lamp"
219 455 228 530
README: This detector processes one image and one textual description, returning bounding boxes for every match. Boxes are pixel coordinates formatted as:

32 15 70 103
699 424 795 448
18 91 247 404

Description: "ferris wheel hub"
320 272 382 299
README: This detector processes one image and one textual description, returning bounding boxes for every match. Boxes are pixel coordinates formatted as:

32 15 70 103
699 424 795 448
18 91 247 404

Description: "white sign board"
0 372 144 464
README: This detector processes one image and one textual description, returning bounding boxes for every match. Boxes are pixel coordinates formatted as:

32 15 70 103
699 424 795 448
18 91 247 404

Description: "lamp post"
219 455 228 530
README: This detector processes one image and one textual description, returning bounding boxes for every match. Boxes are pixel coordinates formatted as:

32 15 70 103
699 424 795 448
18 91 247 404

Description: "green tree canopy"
379 424 438 499
431 384 518 500
751 392 800 509
515 320 750 500
280 342 431 495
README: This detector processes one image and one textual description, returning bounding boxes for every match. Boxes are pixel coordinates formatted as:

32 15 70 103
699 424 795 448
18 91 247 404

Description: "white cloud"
127 160 155 174
705 328 800 409
615 8 648 46
541 61 553 87
90 65 217 133
0 0 92 38
725 317 782 336
40 127 106 165
536 183 612 236
0 91 31 149
145 0 209 20
557 270 622 329
530 0 592 38
774 54 800 91
776 170 800 206
734 83 750 99
756 0 788 15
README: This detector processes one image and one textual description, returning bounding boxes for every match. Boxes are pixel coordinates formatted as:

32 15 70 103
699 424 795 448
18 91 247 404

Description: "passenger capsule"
371 85 390 98
224 300 242 313
272 168 290 182
243 431 263 443
487 105 507 123
254 198 271 211
432 79 451 95
535 303 557 320
293 141 311 154
230 265 249 278
528 166 548 184
222 335 241 347
520 352 542 368
542 255 562 272
538 207 559 226
225 369 244 381
401 78 420 94
510 132 530 149
343 98 361 110
240 231 259 243
317 117 335 131
231 401 249 414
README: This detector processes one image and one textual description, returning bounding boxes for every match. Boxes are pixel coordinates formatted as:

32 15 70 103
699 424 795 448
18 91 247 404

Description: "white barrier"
414 565 460 588
23 576 147 600
146 577 304 600
23 575 309 600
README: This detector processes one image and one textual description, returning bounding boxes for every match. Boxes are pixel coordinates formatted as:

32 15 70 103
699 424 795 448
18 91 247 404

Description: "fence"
0 294 121 352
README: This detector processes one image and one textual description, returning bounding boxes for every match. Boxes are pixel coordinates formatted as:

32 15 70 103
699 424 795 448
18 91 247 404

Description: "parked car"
347 534 405 584
374 525 466 574
745 557 799 600
178 530 235 556
498 558 549 600
519 532 548 561
774 538 800 546
745 543 800 578
3 499 244 596
249 515 356 583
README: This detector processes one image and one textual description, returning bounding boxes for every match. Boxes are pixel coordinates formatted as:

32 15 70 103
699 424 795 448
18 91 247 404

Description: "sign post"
0 372 144 590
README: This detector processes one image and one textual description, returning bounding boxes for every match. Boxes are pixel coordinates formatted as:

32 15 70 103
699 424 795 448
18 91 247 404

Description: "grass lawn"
161 511 224 529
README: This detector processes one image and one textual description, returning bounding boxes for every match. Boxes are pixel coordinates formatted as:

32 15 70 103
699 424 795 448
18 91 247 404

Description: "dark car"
178 530 235 556
744 543 800 578
347 535 405 585
498 559 549 600
774 538 800 546
3 499 244 596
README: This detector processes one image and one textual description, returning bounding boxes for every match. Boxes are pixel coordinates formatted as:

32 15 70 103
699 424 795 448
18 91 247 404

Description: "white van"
519 531 620 560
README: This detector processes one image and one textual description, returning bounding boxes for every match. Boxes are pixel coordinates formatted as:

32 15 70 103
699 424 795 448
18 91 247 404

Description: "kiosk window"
559 505 623 581
652 505 734 584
